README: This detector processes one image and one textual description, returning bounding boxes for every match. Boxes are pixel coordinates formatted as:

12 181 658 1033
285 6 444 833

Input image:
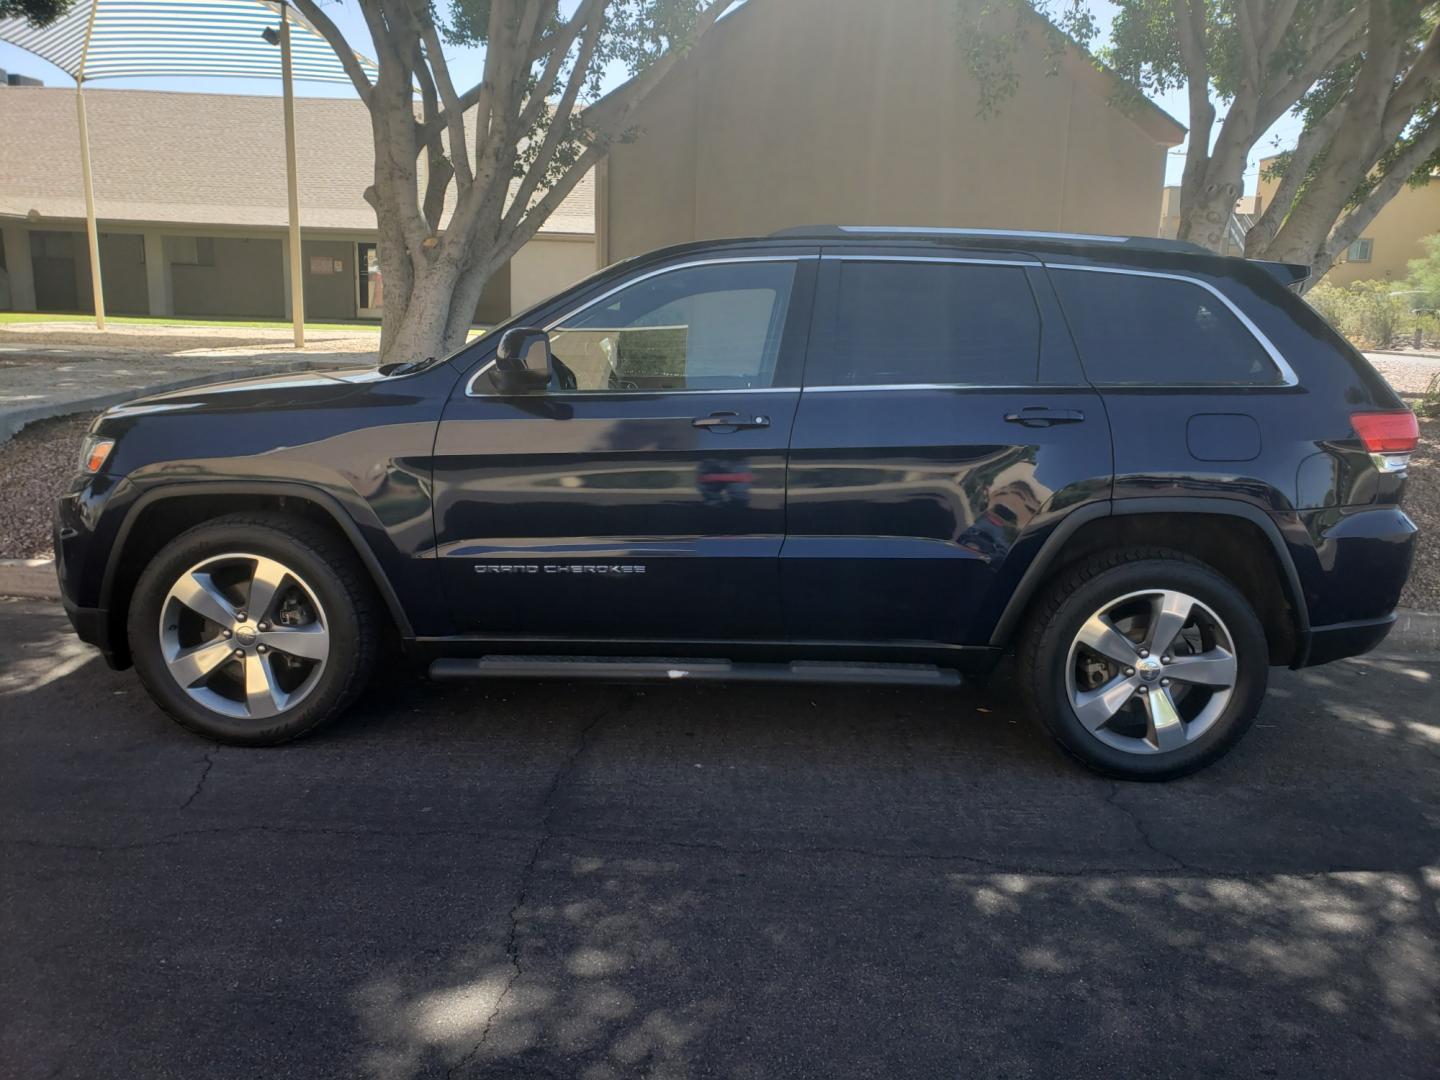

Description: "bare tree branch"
1313 115 1440 278
291 0 373 103
1255 5 1367 132
505 3 605 235
418 13 474 188
1245 89 1352 255
517 0 606 135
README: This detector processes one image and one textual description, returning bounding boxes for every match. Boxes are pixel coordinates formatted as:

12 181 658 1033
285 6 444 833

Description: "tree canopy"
969 2 1439 280
0 0 70 25
294 0 744 361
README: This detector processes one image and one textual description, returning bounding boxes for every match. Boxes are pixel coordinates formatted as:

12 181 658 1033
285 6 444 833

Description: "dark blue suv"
54 227 1420 779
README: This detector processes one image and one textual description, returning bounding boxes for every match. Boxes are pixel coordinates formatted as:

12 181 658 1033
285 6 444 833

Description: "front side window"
546 260 797 391
1050 269 1281 386
809 261 1042 386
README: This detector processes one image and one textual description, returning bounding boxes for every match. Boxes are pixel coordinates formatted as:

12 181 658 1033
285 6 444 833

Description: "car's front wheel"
127 514 379 745
1018 549 1269 780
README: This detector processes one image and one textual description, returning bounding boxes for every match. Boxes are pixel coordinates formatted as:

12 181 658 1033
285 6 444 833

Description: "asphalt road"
2 597 1437 1079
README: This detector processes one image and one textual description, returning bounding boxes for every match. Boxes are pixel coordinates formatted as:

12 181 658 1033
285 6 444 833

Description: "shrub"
1304 280 1410 349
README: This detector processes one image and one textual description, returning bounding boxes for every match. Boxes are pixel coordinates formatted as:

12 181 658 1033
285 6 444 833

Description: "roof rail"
768 225 1210 254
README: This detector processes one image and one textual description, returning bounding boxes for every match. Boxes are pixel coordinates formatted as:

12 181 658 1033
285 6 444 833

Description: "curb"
0 560 60 601
2 558 1437 660
0 356 365 444
1371 608 1440 660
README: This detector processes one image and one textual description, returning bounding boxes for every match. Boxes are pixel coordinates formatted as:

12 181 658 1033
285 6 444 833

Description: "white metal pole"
280 1 304 348
75 0 105 330
76 83 106 330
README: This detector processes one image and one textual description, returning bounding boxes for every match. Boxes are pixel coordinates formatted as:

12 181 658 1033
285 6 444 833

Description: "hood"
104 366 384 418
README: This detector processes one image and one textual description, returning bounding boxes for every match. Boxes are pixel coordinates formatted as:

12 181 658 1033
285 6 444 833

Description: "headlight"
79 435 115 474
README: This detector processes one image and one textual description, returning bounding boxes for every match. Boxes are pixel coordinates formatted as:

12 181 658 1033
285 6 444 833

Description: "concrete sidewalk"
0 344 377 440
0 322 378 442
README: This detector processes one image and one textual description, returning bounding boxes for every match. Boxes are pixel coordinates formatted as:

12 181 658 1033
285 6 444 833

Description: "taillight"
1351 411 1419 473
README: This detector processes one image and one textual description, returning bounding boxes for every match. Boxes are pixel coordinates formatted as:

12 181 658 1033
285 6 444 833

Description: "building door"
782 250 1112 645
31 231 79 312
357 243 382 319
432 252 817 641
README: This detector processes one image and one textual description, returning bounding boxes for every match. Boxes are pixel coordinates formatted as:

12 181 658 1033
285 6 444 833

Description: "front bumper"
55 474 134 670
61 596 127 669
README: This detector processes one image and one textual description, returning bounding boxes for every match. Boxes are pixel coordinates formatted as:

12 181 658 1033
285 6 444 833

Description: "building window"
1346 238 1374 264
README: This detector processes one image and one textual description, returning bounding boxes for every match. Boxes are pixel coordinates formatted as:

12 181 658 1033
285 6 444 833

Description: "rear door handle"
693 412 770 431
1004 408 1085 428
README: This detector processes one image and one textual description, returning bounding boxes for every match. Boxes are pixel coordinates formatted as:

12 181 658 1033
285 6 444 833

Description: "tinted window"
1051 269 1280 385
811 262 1041 386
547 261 796 391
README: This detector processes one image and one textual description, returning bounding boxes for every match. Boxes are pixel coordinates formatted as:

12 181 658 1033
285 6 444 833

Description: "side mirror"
490 328 554 393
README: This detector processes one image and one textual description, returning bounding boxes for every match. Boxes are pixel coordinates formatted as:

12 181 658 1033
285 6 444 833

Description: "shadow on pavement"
2 598 1437 1079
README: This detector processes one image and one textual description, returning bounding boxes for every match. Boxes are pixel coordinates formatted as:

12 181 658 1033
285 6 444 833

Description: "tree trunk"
380 257 469 362
1263 4 1406 267
1177 179 1241 252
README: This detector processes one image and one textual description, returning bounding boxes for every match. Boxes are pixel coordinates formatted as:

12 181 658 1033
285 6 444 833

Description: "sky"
0 0 1306 194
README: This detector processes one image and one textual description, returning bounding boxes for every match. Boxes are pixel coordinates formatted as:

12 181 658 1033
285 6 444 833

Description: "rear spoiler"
1252 260 1311 291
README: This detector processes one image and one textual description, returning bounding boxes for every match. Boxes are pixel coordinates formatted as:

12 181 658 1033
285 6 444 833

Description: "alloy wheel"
1064 588 1238 755
158 552 330 720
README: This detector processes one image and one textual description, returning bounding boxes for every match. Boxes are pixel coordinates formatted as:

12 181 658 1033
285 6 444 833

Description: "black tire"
1017 548 1269 781
127 513 380 746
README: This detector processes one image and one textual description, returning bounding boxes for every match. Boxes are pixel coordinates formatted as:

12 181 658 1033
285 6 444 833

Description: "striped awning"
0 0 377 83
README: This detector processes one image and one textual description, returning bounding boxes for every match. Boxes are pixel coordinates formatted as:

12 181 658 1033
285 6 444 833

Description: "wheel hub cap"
158 552 330 722
1064 588 1237 756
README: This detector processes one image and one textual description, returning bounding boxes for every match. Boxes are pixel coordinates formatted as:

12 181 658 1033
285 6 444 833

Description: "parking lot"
2 596 1437 1079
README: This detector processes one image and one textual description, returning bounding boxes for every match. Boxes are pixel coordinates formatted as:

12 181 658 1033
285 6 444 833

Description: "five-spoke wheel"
129 514 377 745
1019 551 1267 780
1066 588 1238 755
159 553 331 720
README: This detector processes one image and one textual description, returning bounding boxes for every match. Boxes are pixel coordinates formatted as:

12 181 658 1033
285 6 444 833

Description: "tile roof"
0 85 594 236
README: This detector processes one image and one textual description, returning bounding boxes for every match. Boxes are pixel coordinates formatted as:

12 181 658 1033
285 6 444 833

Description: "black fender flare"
100 480 416 640
988 497 1309 650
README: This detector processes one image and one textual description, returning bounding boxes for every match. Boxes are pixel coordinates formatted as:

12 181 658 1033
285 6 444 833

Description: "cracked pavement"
2 597 1438 1079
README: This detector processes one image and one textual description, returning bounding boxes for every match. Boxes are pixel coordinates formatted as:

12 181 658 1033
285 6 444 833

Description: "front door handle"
693 412 770 431
1004 407 1085 428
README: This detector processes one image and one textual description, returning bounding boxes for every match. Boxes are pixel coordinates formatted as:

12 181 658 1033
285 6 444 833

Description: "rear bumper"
1294 613 1396 669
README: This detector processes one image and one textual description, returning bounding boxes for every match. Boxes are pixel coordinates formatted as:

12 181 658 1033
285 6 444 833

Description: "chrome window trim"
465 255 816 397
803 383 1060 393
835 226 1129 243
821 254 1036 267
1045 263 1300 388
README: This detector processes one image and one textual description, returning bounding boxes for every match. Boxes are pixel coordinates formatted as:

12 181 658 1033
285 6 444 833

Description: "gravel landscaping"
0 413 97 560
2 412 1437 610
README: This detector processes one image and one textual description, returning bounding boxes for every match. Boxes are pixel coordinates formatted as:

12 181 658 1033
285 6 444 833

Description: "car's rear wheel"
1018 550 1268 780
127 514 378 745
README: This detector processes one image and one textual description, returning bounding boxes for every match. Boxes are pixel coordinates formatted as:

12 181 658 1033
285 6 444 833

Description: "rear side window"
1051 268 1282 386
810 261 1041 386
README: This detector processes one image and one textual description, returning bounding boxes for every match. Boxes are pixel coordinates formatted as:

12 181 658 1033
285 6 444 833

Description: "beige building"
0 86 595 321
598 0 1185 263
1252 156 1440 286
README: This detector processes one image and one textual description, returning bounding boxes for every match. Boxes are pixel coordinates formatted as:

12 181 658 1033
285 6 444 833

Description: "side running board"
428 656 962 688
